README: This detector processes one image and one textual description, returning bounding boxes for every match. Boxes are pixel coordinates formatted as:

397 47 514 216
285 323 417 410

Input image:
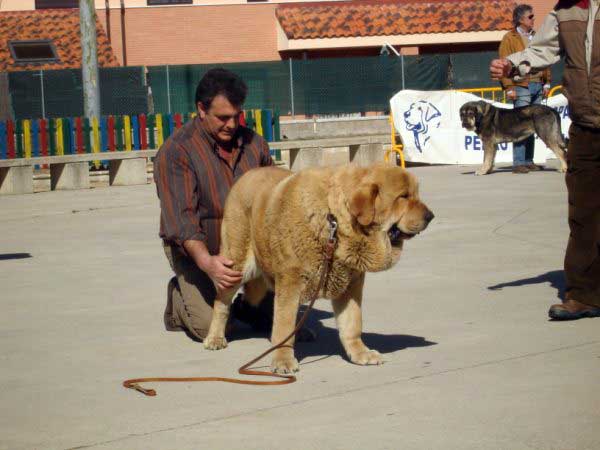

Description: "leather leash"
123 214 338 397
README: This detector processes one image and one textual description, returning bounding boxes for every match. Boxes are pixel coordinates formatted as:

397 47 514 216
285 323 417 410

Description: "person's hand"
490 58 513 80
543 85 550 98
506 89 517 100
201 254 243 293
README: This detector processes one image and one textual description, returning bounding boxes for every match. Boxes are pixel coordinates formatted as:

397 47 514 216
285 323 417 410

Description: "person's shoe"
525 163 543 171
231 293 274 333
512 165 530 174
548 299 600 320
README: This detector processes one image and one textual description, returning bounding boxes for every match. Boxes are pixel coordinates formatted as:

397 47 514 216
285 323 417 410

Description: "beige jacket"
507 0 600 128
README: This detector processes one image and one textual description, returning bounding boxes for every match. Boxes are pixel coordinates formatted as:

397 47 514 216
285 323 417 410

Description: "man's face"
197 94 241 144
519 10 534 31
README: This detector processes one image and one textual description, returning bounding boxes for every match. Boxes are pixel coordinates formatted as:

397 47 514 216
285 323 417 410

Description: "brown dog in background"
459 100 568 175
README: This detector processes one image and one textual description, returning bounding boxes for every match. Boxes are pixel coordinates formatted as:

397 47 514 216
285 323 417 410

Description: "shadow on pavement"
227 306 437 364
487 269 565 300
0 253 32 261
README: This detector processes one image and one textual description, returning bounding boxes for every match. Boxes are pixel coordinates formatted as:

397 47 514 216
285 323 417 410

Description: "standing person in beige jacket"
498 4 552 173
490 0 600 320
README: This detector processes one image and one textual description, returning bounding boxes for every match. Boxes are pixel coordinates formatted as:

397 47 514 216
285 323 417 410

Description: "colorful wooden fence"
0 110 281 161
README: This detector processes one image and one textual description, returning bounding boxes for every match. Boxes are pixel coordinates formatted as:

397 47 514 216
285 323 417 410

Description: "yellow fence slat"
124 115 132 151
23 120 32 158
156 114 164 147
254 109 263 136
92 116 101 168
56 118 64 156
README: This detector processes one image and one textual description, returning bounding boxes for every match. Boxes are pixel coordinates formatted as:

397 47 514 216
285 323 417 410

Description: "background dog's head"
459 100 490 131
345 164 434 269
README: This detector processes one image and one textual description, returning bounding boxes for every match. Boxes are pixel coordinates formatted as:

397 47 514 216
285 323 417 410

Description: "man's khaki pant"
163 242 216 340
564 124 600 308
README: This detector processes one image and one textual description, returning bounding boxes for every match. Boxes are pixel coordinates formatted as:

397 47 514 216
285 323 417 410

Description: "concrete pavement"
1 161 598 450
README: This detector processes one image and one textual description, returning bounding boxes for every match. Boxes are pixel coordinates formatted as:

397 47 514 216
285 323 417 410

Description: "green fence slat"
273 110 281 141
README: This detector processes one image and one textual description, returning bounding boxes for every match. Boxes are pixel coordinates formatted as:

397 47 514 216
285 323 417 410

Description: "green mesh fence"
4 52 565 119
8 66 148 119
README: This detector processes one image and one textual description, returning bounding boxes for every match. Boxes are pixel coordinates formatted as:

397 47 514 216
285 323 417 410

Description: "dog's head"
459 100 489 131
344 164 434 270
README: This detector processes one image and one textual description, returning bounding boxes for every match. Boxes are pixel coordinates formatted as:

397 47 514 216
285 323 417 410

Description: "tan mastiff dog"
204 163 434 373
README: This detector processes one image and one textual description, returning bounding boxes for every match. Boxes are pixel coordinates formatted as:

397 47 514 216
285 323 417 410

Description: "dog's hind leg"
538 126 568 173
476 140 497 175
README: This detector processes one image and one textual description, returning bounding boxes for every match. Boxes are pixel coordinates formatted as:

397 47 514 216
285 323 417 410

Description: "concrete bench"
0 150 156 195
0 134 391 195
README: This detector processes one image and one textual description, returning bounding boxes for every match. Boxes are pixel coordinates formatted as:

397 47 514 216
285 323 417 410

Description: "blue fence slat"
0 121 6 160
168 114 174 139
32 119 40 157
263 110 273 142
132 115 140 150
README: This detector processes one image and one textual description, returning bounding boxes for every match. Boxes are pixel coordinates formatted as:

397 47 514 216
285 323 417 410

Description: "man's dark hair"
195 68 248 109
513 4 532 28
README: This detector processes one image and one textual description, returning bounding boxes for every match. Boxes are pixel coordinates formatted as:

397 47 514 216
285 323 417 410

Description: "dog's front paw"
271 356 299 374
203 335 228 350
350 349 384 366
475 168 491 176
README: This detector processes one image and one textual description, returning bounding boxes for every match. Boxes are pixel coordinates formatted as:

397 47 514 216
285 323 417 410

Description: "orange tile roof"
0 8 118 72
276 0 515 40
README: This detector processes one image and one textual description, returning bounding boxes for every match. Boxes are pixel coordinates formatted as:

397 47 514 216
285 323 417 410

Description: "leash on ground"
122 214 339 397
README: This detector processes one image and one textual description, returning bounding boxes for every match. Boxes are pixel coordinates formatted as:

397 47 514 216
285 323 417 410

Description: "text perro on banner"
390 90 571 165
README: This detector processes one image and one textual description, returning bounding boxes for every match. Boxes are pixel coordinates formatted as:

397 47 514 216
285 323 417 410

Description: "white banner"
389 90 570 165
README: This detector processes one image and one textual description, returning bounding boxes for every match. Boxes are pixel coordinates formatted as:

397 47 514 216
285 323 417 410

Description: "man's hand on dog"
203 255 243 292
490 58 513 80
183 239 242 292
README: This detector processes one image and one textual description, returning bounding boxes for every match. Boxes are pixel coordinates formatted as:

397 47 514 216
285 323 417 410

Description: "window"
35 0 78 8
9 40 60 64
147 0 193 5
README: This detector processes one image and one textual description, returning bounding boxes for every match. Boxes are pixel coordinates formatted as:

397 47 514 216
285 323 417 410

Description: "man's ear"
197 102 207 119
349 183 379 227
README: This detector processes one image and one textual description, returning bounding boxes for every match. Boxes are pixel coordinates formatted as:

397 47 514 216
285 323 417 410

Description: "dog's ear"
477 101 490 115
349 183 380 227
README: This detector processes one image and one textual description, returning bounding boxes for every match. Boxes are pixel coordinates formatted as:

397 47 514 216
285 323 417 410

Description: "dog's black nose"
424 210 435 223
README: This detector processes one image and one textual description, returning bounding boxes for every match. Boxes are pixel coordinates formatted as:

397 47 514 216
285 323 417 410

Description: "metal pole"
166 65 171 114
105 0 111 44
120 0 127 66
401 54 405 90
289 58 295 117
40 70 46 119
79 0 101 119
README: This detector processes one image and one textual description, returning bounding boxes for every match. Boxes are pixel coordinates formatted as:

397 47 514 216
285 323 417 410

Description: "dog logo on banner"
403 101 442 152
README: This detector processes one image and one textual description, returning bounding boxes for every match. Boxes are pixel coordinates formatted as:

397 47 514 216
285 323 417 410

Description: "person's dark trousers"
564 123 600 308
